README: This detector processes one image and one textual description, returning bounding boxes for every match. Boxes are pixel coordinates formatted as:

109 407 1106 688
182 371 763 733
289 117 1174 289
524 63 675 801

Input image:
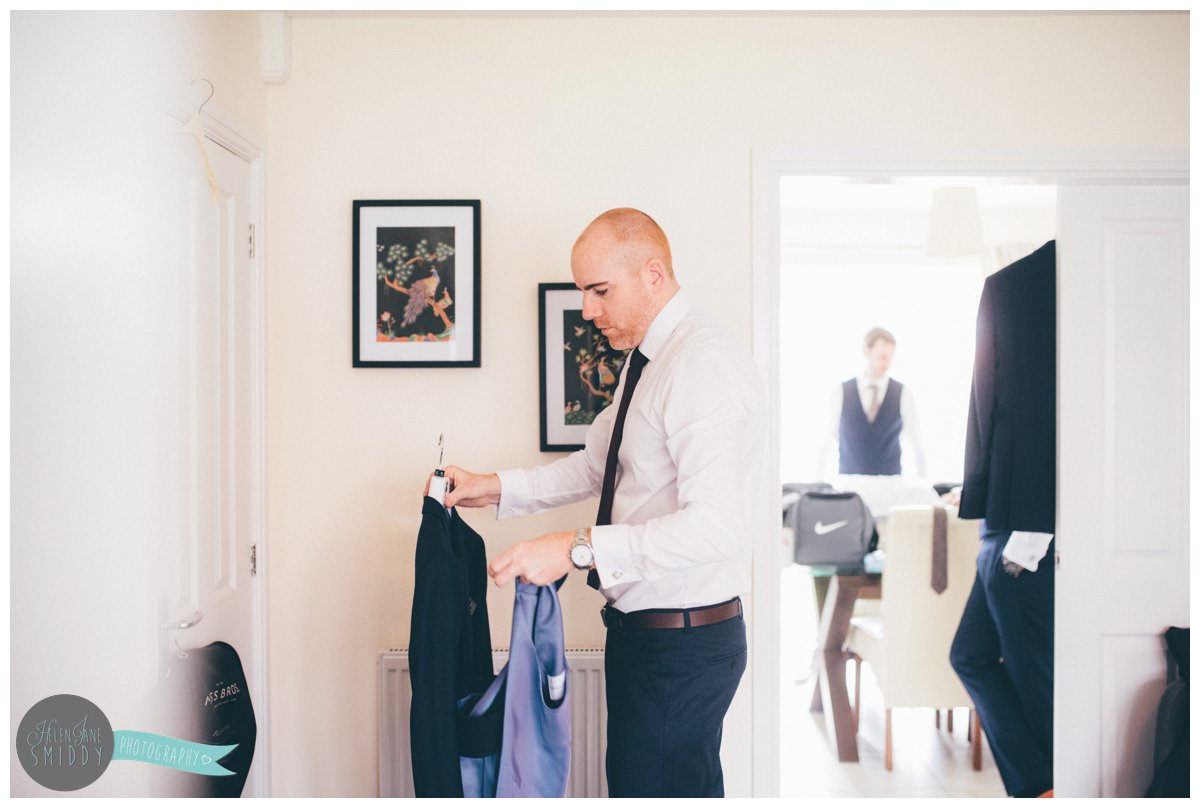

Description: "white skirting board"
378 648 607 798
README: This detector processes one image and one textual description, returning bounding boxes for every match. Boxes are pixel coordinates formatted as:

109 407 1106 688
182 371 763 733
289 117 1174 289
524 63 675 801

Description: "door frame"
161 95 271 797
748 148 1188 797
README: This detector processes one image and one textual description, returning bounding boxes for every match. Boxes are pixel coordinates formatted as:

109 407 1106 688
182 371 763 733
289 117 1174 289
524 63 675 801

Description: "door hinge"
251 544 258 576
249 223 256 259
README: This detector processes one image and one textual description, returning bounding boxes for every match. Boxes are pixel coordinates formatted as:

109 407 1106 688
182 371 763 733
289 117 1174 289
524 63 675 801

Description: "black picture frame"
352 200 481 368
538 282 629 452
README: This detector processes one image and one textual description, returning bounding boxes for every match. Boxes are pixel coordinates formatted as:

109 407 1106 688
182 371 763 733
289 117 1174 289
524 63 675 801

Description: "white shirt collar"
858 372 890 393
637 289 688 362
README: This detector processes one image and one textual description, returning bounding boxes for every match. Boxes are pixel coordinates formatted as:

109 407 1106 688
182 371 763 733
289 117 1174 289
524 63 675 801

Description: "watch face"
570 544 592 567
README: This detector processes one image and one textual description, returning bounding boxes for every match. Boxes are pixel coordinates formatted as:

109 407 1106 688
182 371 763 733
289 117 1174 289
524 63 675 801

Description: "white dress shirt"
816 373 927 478
496 291 767 613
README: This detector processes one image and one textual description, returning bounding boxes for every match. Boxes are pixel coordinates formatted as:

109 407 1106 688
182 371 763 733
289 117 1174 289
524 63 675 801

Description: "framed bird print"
352 200 481 367
538 283 630 452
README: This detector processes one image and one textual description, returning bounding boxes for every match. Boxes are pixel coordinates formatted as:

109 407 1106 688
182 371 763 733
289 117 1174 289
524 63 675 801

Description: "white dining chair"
845 504 984 771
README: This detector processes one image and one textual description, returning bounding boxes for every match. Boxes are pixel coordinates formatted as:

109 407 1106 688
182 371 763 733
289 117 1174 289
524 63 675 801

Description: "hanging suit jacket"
959 240 1056 533
456 580 571 798
409 497 495 797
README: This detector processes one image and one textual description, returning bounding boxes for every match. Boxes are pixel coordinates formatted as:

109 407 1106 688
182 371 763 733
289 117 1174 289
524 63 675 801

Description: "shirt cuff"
495 468 531 520
588 524 642 588
1002 531 1054 572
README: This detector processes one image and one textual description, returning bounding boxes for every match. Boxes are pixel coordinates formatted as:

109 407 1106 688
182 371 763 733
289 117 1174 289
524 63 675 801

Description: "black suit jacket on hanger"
960 240 1056 534
409 496 495 797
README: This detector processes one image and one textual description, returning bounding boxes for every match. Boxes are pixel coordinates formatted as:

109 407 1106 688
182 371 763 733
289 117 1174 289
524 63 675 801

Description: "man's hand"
424 465 501 508
488 531 573 587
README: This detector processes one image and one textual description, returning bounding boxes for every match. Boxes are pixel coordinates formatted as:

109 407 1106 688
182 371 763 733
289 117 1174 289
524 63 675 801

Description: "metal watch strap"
571 527 592 569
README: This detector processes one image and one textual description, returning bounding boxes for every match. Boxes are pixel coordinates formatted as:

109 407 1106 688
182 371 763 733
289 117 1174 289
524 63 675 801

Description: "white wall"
263 11 1187 796
10 11 267 796
177 12 268 137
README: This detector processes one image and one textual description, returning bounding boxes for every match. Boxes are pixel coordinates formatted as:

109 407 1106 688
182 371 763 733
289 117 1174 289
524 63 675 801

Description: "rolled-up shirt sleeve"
590 349 762 587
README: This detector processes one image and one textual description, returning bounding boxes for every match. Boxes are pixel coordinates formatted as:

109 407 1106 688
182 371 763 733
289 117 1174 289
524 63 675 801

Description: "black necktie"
588 348 649 589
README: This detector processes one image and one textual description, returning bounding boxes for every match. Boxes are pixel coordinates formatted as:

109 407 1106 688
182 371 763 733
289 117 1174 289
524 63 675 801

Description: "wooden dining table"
808 572 882 762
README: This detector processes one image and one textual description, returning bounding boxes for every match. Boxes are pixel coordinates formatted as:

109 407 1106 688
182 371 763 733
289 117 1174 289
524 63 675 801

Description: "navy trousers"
950 528 1054 797
603 611 747 797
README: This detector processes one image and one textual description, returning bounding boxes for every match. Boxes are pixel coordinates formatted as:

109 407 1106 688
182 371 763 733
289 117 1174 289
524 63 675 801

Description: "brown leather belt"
601 597 742 630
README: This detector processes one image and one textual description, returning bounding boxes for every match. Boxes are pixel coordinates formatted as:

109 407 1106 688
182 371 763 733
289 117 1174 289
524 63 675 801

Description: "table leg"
809 575 831 712
815 574 867 762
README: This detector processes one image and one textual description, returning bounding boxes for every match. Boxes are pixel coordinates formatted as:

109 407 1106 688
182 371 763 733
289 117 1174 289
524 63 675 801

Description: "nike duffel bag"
788 490 875 569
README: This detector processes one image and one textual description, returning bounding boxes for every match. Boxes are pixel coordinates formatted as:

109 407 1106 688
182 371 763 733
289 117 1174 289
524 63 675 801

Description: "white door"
1056 183 1189 796
163 133 265 795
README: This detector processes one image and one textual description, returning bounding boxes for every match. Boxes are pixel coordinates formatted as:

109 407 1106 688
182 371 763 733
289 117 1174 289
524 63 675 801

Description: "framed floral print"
353 200 481 367
538 282 629 451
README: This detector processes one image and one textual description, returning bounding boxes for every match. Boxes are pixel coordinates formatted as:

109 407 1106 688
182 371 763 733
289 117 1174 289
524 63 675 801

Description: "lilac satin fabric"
457 580 571 797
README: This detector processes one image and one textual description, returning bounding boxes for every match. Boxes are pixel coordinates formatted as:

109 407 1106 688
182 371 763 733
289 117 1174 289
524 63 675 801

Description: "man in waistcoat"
817 327 926 479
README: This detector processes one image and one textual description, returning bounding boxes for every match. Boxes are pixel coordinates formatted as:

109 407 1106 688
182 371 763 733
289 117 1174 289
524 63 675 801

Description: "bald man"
429 208 766 797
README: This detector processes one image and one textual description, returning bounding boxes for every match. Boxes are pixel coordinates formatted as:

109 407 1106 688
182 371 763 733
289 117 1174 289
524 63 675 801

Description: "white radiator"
378 648 608 798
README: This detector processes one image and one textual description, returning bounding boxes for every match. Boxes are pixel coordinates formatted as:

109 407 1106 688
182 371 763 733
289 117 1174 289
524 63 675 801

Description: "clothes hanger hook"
191 77 214 116
170 630 188 660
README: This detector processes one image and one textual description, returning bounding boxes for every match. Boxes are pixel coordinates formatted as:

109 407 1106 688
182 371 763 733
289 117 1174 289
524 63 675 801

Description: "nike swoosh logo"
814 520 849 536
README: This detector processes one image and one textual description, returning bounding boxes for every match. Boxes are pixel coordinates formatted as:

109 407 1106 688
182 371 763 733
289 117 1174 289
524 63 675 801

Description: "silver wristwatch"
569 527 594 570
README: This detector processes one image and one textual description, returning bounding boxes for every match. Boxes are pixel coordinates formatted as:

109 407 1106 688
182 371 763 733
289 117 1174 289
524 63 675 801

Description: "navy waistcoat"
839 378 903 476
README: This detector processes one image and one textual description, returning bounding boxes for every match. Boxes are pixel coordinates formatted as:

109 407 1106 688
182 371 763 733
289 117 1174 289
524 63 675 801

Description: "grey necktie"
931 506 948 594
866 383 882 423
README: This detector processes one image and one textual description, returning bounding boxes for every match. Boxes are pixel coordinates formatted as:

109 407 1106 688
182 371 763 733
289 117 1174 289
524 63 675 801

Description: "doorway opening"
776 175 1056 797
